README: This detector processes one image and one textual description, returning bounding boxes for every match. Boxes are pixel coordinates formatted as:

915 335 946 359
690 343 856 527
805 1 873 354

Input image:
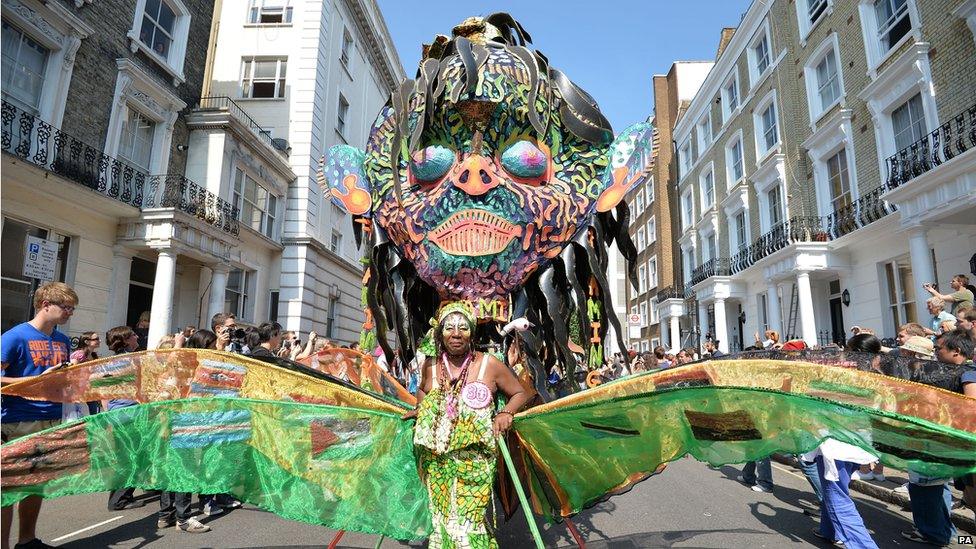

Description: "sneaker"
737 475 753 487
751 484 773 493
811 528 844 547
177 518 211 533
202 501 223 516
894 483 909 494
221 498 243 509
851 470 874 481
14 539 55 549
157 516 176 529
900 529 948 546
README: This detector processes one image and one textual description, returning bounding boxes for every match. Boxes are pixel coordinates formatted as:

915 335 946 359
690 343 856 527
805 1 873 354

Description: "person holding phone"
2 282 77 549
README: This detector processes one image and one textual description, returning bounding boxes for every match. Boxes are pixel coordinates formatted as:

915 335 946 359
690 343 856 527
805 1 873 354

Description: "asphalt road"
10 457 973 548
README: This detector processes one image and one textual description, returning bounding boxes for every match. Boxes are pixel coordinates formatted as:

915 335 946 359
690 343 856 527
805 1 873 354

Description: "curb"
770 455 975 534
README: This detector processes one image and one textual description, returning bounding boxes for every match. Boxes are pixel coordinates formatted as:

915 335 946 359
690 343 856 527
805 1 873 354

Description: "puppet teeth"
429 208 522 257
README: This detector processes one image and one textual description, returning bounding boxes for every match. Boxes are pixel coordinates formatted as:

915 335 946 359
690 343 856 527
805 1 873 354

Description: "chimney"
716 27 737 60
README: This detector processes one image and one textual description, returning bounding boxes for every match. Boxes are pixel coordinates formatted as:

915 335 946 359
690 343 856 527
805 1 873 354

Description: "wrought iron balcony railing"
197 96 288 154
821 185 898 239
655 286 685 303
728 216 825 274
144 174 241 236
689 257 730 286
885 102 976 189
1 99 145 209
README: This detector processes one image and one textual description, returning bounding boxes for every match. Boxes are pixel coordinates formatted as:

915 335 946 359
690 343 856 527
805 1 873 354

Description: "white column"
714 298 729 353
207 265 231 324
698 302 708 353
766 282 782 334
796 271 817 346
105 246 134 333
147 248 177 349
659 308 670 351
908 227 936 320
670 315 681 353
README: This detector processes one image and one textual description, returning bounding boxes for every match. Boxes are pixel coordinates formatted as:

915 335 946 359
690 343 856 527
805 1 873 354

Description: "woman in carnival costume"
405 302 530 548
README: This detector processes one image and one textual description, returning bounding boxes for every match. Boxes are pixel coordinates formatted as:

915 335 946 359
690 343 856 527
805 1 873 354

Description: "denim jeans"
799 457 823 504
742 458 773 490
908 482 955 544
159 492 192 521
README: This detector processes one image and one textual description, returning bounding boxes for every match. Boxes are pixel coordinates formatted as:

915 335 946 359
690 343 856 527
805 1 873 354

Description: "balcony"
729 216 825 274
1 99 145 209
143 174 240 236
655 286 685 303
885 102 976 190
690 257 730 286
821 185 897 239
196 96 288 154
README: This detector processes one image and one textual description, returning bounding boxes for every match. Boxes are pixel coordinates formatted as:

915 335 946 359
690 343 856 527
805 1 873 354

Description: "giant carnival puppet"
2 13 975 549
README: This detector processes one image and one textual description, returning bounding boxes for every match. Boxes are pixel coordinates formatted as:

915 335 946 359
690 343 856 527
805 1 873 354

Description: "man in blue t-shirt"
1 282 77 549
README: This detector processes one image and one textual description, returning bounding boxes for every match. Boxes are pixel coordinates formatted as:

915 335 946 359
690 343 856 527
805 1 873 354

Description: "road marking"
770 462 907 519
51 516 124 542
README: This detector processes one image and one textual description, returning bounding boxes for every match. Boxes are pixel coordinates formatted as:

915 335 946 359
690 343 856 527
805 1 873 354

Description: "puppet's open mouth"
429 209 522 256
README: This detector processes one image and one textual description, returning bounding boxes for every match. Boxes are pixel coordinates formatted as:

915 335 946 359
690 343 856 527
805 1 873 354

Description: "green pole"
496 434 546 549
373 534 385 549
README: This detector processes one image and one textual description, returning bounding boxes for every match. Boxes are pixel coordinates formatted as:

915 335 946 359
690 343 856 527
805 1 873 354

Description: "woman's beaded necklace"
441 351 473 420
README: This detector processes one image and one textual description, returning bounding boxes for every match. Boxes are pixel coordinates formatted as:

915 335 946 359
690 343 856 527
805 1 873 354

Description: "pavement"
9 457 974 548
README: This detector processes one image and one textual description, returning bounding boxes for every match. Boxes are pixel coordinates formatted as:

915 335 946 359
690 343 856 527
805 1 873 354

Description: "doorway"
828 279 845 346
126 257 155 328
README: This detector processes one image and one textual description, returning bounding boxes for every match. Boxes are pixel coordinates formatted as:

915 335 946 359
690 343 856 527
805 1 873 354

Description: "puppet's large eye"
410 145 455 182
500 141 548 180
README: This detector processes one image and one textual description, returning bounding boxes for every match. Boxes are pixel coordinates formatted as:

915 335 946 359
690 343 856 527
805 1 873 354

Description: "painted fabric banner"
514 359 976 519
1 349 408 414
297 347 417 406
0 398 430 540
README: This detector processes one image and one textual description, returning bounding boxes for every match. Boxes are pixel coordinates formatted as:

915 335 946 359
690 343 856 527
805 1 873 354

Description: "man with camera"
211 313 246 354
923 275 975 315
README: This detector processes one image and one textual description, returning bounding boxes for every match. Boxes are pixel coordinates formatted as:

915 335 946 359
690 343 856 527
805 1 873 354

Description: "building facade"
1 0 227 347
658 0 976 353
623 61 712 353
205 0 405 344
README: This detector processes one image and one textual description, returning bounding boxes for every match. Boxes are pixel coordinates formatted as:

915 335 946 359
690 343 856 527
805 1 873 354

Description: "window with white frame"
679 140 692 176
128 0 190 81
726 136 744 186
645 178 654 204
248 1 293 24
639 301 648 326
330 229 342 254
733 211 748 251
807 0 828 26
233 168 278 239
118 108 156 171
636 227 646 250
225 268 254 320
647 216 656 244
635 191 644 215
638 264 647 294
651 337 660 348
340 29 353 68
1 20 49 112
681 191 694 230
813 47 841 114
648 256 658 288
883 255 917 335
875 0 913 53
891 93 926 151
337 94 349 137
241 57 287 98
703 232 717 262
649 303 659 325
767 185 784 227
630 304 638 316
700 168 715 210
697 114 712 152
755 95 780 157
797 0 830 38
826 148 851 214
749 26 772 85
722 74 739 122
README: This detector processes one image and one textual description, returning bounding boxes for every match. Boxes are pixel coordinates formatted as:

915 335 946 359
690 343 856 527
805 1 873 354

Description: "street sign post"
22 236 59 281
627 313 643 340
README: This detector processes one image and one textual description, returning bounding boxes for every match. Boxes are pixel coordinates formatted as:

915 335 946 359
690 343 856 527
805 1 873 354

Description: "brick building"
658 0 976 352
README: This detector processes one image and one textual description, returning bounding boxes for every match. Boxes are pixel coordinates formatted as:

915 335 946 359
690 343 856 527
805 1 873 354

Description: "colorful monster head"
321 14 654 396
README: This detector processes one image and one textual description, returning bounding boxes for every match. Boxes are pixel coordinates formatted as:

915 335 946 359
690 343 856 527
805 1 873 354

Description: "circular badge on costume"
461 381 491 409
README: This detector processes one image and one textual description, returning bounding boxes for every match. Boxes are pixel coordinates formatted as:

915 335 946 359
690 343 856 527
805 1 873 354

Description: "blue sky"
376 1 751 132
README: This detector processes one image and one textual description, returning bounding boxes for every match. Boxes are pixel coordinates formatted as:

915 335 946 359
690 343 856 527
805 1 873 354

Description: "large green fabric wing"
1 398 430 540
513 360 976 519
